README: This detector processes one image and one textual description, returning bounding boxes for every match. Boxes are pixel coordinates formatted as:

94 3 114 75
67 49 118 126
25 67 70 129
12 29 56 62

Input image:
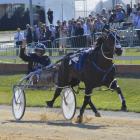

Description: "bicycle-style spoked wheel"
12 86 26 121
61 87 76 120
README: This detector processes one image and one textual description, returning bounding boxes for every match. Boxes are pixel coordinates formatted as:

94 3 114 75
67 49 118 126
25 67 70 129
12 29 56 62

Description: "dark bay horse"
47 30 127 123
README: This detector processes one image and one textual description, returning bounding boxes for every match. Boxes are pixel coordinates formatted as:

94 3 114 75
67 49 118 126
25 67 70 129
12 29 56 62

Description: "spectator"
59 21 68 49
101 8 108 19
46 25 53 56
45 25 52 41
39 24 46 43
83 18 92 35
74 22 85 48
115 4 126 23
33 25 41 42
126 4 132 22
134 11 140 41
71 20 77 36
55 20 61 39
75 22 84 36
67 20 73 37
24 24 33 45
90 17 96 37
94 17 104 32
55 20 61 48
137 3 140 11
14 28 24 56
133 4 137 13
130 11 138 26
126 4 132 17
47 8 53 24
49 24 56 41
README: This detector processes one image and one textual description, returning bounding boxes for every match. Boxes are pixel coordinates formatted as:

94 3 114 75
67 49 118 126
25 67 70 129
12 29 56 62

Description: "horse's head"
107 30 123 56
97 30 123 58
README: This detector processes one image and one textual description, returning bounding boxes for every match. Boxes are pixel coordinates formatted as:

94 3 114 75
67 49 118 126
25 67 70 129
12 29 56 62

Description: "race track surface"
0 105 140 140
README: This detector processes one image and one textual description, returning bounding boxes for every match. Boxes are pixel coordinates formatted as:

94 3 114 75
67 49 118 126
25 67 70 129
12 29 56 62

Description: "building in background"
0 0 75 30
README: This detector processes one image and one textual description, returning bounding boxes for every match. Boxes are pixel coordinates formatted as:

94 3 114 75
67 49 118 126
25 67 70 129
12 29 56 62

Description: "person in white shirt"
130 11 138 25
14 28 24 56
83 18 92 35
135 11 140 28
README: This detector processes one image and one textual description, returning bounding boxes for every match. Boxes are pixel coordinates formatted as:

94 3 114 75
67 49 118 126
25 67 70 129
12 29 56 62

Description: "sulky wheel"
12 86 26 121
61 87 76 120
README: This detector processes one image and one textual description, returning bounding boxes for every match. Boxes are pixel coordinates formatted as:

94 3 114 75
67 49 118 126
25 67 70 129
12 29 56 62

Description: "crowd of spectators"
14 3 140 50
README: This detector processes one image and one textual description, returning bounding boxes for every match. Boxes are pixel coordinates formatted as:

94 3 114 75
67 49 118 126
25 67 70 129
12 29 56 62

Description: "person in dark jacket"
47 8 53 24
24 24 33 45
75 22 84 36
20 40 51 74
74 22 85 48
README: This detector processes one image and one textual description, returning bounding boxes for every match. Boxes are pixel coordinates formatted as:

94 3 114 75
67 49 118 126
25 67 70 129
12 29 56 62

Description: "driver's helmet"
34 43 46 55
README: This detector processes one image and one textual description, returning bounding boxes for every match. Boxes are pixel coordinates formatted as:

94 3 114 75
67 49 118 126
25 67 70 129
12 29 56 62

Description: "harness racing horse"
47 30 127 123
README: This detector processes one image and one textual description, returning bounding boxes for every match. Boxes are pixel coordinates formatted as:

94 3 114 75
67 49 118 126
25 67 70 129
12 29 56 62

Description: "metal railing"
118 28 140 47
0 47 140 64
0 31 15 43
0 30 140 63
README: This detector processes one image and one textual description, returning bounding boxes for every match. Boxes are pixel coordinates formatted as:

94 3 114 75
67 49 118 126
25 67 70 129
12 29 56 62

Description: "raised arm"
19 40 31 62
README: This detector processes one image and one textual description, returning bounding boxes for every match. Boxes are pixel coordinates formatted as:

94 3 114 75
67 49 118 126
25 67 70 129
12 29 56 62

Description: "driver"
19 40 51 83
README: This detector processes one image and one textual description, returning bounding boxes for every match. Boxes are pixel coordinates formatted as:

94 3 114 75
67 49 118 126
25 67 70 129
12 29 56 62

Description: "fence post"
129 27 134 47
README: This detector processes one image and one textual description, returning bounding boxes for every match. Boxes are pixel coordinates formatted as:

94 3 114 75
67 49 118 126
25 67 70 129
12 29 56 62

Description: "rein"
101 44 114 61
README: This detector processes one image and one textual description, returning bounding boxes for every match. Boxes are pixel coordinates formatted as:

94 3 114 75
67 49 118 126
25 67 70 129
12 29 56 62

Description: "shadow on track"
3 119 107 130
47 120 106 130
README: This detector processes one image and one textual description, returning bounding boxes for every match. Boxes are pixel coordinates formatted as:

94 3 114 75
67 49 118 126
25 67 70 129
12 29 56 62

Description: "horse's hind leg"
110 79 127 111
46 88 62 107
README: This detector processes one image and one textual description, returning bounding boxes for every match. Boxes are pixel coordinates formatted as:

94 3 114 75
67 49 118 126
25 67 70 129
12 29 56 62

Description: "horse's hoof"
75 115 83 123
121 106 127 111
46 101 53 108
95 112 101 117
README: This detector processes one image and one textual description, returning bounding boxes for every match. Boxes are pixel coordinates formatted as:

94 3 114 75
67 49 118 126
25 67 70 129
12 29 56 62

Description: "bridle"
101 30 120 61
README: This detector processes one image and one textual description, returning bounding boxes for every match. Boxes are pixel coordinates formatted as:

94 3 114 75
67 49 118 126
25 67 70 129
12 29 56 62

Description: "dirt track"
0 106 140 140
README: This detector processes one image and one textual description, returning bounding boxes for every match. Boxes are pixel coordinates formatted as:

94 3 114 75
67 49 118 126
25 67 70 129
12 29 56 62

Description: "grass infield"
0 74 140 112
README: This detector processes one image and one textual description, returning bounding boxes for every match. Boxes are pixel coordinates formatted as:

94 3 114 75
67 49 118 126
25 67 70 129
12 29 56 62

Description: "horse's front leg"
76 87 100 123
76 95 90 123
110 79 127 111
88 96 101 117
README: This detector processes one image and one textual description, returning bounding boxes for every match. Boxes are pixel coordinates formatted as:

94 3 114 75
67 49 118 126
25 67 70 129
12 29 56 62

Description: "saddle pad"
69 51 88 71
